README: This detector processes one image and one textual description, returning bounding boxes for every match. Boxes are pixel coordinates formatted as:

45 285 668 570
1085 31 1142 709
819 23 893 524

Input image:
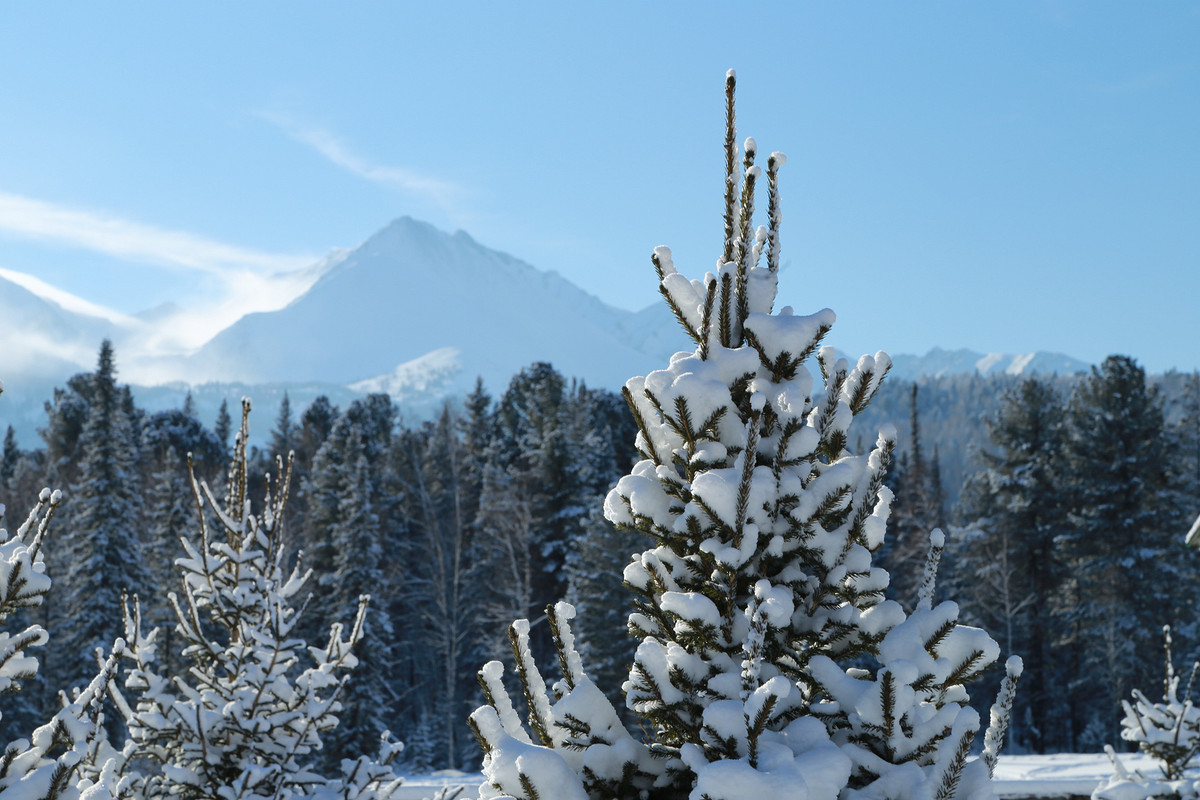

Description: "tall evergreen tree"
269 392 296 460
263 393 304 547
140 445 194 674
321 439 397 767
407 403 482 769
213 399 233 459
302 395 395 591
474 363 577 661
950 376 1068 752
299 396 339 462
141 406 225 483
885 384 945 608
1 426 20 487
39 373 94 489
297 394 405 764
52 341 148 692
460 376 494 513
1059 355 1185 748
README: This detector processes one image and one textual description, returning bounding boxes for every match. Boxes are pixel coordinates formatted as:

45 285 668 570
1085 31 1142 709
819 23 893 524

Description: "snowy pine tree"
322 438 398 768
474 364 577 663
1120 626 1200 781
214 399 233 462
885 384 945 610
949 376 1069 752
98 399 403 800
2 426 20 488
470 72 1015 800
406 403 486 770
1060 355 1185 748
1093 627 1200 800
53 341 148 695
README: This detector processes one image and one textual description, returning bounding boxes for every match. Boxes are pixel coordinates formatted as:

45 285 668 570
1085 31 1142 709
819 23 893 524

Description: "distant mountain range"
888 348 1090 380
0 216 1092 445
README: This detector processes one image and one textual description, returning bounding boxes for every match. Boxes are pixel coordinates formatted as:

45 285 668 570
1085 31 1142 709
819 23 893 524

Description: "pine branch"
700 275 717 360
721 70 738 266
764 152 784 276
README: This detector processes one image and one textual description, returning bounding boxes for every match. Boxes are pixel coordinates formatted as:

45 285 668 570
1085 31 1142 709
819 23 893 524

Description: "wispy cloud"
0 191 331 373
261 112 463 210
0 191 313 275
130 255 336 364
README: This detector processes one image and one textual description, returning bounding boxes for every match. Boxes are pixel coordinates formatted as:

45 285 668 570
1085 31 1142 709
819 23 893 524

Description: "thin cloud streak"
262 113 463 209
0 191 314 275
0 266 139 326
0 191 334 377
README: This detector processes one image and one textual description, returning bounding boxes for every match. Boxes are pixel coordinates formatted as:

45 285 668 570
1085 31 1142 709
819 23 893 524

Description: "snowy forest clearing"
992 754 1162 798
392 755 1172 800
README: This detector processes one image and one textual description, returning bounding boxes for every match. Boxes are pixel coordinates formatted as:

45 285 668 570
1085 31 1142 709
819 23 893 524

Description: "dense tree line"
943 358 1200 754
0 343 637 771
4 342 1200 767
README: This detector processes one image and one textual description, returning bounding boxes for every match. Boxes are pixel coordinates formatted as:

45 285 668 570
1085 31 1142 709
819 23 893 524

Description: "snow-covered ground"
996 753 1161 799
393 770 479 800
395 754 1166 800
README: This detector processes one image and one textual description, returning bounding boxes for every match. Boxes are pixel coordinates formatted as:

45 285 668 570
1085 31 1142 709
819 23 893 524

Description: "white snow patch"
975 352 1005 374
1006 352 1036 375
349 347 463 398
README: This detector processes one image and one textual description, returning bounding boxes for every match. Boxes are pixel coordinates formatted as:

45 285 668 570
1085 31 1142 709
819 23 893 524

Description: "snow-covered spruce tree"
884 384 945 611
470 72 1018 800
0 475 125 800
1060 355 1182 749
97 399 403 800
54 340 149 695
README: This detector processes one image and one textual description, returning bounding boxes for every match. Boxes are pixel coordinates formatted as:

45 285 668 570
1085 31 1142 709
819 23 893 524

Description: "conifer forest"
2 73 1200 800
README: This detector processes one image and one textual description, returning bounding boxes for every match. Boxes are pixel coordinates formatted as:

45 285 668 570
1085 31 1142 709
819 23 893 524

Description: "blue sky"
0 2 1197 373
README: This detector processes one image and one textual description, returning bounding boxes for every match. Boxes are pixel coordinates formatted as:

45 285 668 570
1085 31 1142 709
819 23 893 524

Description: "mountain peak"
368 215 444 244
186 216 667 388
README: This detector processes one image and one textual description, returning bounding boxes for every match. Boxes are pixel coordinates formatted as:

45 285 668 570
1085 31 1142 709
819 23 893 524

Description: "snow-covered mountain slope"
886 346 1090 381
186 217 687 396
0 269 134 379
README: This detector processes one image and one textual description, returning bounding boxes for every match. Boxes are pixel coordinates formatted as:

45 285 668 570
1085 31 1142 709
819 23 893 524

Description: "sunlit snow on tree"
469 72 1020 800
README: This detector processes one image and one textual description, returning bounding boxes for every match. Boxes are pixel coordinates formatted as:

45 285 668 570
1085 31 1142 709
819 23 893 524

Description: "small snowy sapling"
92 399 403 800
1122 627 1200 780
